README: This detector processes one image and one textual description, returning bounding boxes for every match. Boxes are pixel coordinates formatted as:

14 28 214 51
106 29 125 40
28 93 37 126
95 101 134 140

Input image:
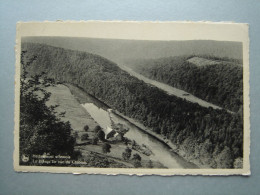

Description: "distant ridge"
22 36 243 63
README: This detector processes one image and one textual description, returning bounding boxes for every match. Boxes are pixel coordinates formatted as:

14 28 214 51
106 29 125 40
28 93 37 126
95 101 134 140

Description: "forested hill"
125 56 243 113
21 42 243 168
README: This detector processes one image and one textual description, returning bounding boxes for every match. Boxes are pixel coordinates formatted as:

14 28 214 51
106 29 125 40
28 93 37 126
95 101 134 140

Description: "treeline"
126 55 243 112
19 51 77 165
22 42 243 168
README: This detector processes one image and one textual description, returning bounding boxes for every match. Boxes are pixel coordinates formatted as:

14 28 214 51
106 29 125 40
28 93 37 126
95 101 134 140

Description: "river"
117 63 232 112
81 103 197 169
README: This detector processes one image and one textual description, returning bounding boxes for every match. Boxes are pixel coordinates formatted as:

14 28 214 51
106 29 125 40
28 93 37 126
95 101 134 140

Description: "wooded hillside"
21 42 243 168
126 56 243 113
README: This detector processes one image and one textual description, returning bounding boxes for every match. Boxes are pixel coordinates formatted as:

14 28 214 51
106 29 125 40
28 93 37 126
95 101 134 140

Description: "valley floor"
46 84 165 168
65 83 200 169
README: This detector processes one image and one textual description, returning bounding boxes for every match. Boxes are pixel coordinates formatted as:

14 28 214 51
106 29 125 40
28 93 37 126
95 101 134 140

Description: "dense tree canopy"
22 43 243 168
126 55 243 112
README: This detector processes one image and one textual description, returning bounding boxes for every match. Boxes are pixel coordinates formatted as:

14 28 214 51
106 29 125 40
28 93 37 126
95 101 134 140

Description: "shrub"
94 125 102 133
84 125 89 131
73 132 79 138
122 147 132 161
102 143 111 153
132 153 142 168
133 160 142 168
81 133 89 141
132 153 142 161
91 137 98 145
96 130 105 141
123 137 131 145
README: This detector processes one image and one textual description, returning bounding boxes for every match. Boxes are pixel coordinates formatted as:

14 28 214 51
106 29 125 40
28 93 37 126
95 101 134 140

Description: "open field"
187 57 222 66
46 84 98 133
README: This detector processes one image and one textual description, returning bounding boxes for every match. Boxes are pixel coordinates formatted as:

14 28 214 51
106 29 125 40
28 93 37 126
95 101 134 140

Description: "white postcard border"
14 21 250 175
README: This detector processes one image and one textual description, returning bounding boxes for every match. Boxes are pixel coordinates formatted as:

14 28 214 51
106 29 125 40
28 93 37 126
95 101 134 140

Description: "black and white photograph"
14 21 250 175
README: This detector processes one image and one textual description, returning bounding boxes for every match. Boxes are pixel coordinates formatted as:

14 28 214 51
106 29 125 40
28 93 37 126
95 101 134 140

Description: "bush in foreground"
84 125 89 131
91 137 98 145
102 143 111 153
19 51 75 162
81 133 89 141
122 147 132 161
96 130 105 141
94 125 102 133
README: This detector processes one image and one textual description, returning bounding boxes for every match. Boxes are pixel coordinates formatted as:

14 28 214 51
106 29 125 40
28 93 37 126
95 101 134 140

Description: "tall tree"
20 51 75 164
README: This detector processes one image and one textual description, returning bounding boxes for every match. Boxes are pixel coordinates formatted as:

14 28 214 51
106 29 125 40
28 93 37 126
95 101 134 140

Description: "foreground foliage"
19 51 75 164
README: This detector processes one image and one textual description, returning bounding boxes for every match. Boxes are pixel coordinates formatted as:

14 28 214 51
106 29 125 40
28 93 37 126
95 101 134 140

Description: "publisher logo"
21 154 29 162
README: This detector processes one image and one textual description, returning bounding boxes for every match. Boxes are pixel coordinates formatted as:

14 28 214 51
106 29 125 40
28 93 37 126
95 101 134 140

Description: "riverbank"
110 110 203 169
65 83 202 169
52 83 165 168
45 84 134 168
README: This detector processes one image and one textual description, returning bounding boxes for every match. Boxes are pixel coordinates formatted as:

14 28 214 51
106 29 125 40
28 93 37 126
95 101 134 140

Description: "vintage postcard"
14 21 250 175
